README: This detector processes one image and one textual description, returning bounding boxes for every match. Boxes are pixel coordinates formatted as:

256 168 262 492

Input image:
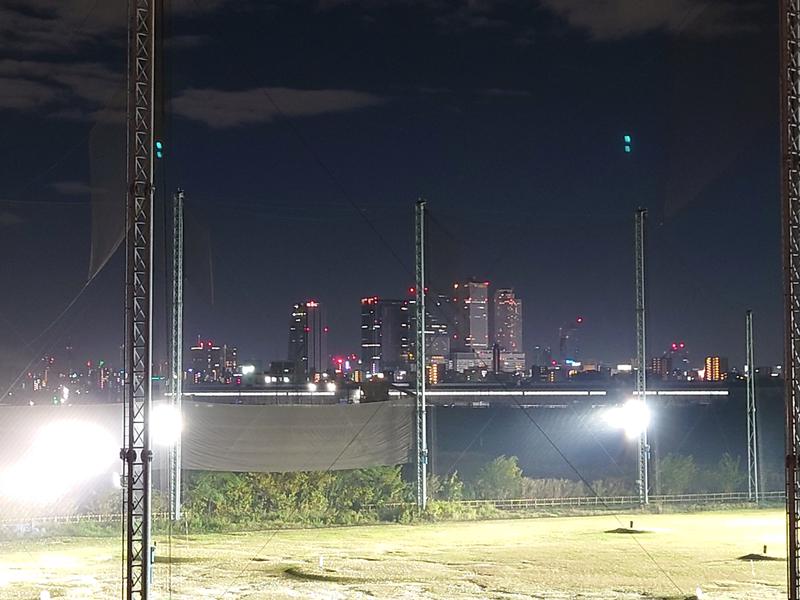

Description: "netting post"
415 199 428 511
170 189 184 521
122 0 156 597
746 310 759 503
635 207 649 506
781 1 800 595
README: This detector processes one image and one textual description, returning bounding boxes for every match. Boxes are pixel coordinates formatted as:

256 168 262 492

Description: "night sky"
0 1 782 380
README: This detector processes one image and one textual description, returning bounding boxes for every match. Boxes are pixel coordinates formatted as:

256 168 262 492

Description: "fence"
0 491 783 529
437 490 785 511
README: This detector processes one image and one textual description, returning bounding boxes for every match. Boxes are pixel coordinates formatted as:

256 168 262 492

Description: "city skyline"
0 1 781 392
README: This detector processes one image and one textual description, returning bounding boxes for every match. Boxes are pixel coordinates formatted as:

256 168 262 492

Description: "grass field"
0 509 788 599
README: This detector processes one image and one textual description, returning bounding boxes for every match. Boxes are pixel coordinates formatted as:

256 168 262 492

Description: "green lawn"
0 509 788 599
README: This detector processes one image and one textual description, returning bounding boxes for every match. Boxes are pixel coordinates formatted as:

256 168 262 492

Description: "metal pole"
170 189 184 521
635 207 649 505
415 199 428 510
122 0 156 597
746 310 759 503
781 1 800 594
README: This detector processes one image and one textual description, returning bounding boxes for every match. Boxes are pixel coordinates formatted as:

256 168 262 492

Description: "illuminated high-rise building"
493 288 523 352
360 297 410 375
190 338 223 383
453 280 489 351
704 356 728 381
288 300 328 381
558 316 584 364
407 292 451 365
189 337 238 383
650 356 672 380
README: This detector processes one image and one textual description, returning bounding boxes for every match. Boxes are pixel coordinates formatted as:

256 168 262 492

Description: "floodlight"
604 398 650 440
151 404 183 447
0 419 117 504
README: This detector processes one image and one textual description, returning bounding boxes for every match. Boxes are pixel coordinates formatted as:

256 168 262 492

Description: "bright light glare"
308 383 318 392
0 420 117 504
604 399 650 440
152 404 183 447
241 365 255 375
326 382 336 392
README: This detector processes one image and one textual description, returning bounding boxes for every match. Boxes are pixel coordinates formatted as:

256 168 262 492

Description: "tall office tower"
360 297 410 374
558 316 583 363
453 280 489 351
407 292 451 365
288 300 328 381
493 288 523 352
704 356 729 381
190 337 224 383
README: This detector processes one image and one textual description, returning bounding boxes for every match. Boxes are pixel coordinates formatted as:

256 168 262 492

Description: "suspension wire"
511 398 684 595
0 198 92 206
566 404 631 482
437 410 497 480
0 278 95 402
184 0 411 278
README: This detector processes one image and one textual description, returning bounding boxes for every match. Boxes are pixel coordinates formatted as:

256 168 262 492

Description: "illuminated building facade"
650 356 672 379
493 288 523 352
453 280 489 351
190 338 238 383
704 356 729 381
288 300 328 381
360 297 410 375
407 293 451 365
559 317 583 363
452 350 526 374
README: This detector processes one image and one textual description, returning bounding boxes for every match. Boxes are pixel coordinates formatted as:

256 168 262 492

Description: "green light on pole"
155 140 163 159
623 134 632 153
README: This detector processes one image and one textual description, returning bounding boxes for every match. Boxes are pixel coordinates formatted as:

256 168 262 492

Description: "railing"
0 492 784 529
444 490 784 511
369 490 785 511
0 512 170 528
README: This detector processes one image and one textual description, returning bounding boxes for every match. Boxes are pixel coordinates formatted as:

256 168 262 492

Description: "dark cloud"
0 77 60 109
49 181 104 196
318 0 758 39
480 88 532 97
1 0 229 54
166 34 213 49
171 87 386 128
0 60 121 117
0 211 24 227
539 0 759 40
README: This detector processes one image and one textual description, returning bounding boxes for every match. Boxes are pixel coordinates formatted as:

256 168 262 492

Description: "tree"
709 453 746 493
471 455 524 500
659 454 699 494
439 471 464 501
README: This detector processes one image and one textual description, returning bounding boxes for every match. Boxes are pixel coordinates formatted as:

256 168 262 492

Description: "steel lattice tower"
121 0 156 597
745 310 759 504
634 208 649 505
415 199 428 510
170 189 184 521
782 0 800 596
